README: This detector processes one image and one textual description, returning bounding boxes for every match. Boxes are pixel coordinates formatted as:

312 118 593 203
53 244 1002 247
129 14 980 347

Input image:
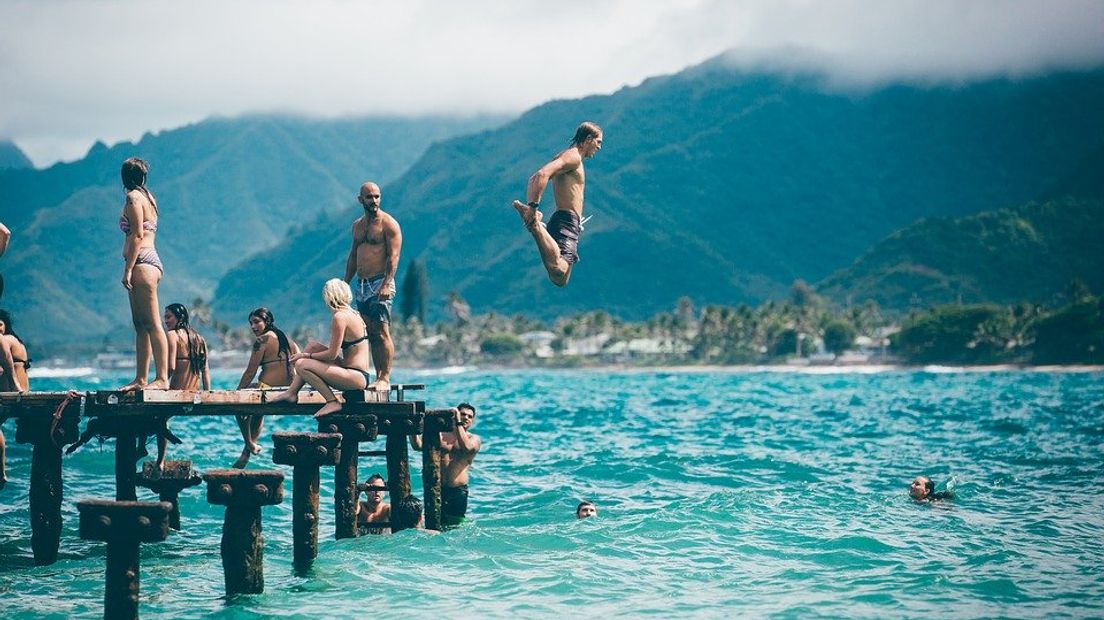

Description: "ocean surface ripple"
2 369 1102 618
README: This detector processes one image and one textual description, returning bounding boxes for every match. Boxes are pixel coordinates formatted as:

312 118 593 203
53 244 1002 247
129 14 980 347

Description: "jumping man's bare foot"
313 400 343 419
232 448 251 469
512 200 543 231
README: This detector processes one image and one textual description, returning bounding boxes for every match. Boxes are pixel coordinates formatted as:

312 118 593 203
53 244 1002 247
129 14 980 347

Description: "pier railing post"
317 415 377 540
15 408 80 565
78 499 172 620
377 411 421 532
136 461 202 530
420 409 454 531
272 432 341 570
203 469 284 595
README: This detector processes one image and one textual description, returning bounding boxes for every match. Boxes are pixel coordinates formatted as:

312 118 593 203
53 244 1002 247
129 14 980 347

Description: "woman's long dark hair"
0 308 29 368
166 304 207 379
121 157 158 215
250 307 292 376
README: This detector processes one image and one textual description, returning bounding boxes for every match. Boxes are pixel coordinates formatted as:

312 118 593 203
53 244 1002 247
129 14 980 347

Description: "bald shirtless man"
344 182 402 392
512 121 603 287
411 403 482 527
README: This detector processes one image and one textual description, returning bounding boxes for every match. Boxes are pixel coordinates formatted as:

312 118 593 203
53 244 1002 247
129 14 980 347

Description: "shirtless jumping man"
344 182 402 392
512 121 603 287
411 403 481 527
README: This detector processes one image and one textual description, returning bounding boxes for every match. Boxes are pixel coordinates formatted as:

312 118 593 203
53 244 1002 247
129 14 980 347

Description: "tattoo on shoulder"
252 339 262 352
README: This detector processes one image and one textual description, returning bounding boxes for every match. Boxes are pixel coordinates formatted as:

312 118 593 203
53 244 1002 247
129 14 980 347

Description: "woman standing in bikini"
0 309 29 489
118 158 169 391
153 303 211 469
233 307 299 468
269 279 374 418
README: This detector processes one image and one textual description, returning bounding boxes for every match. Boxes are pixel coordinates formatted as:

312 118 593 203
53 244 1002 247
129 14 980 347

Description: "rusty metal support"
15 411 80 565
420 409 454 531
203 469 284 595
78 499 172 620
377 411 421 532
136 461 202 530
317 414 377 540
272 432 341 570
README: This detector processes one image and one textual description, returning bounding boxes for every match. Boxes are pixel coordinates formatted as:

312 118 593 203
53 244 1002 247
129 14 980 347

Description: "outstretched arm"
525 150 581 205
344 220 361 283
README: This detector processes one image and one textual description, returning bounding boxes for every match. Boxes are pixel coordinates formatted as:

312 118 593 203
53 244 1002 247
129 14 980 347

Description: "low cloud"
1 0 1101 166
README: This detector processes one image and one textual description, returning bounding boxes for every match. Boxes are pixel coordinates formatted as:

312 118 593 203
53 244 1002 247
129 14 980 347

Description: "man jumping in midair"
512 121 603 287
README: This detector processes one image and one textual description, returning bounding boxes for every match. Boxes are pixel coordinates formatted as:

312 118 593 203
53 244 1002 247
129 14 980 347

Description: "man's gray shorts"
355 275 393 324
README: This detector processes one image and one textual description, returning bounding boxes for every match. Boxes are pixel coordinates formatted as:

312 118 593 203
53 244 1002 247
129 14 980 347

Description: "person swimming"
910 476 953 502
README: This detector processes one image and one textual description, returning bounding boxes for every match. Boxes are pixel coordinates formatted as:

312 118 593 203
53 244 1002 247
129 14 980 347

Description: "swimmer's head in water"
121 157 150 191
576 500 597 519
571 121 603 158
358 182 381 215
394 494 423 528
910 476 935 500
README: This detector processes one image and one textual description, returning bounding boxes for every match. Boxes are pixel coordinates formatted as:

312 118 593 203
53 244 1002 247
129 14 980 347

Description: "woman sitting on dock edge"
234 307 299 468
150 303 211 470
269 279 375 418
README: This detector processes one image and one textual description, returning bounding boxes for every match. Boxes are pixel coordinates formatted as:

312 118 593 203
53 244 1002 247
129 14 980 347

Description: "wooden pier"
1 386 457 617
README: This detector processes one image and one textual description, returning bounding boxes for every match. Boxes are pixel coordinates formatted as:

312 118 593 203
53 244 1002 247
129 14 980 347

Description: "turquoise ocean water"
1 368 1102 618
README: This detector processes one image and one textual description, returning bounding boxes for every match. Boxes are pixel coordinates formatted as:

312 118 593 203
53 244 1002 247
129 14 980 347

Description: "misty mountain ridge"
214 57 1104 329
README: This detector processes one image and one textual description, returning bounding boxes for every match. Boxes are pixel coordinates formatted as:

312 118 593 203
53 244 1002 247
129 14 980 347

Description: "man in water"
910 476 952 502
512 121 603 287
576 501 597 519
343 181 402 392
393 494 426 530
411 403 482 527
356 473 391 534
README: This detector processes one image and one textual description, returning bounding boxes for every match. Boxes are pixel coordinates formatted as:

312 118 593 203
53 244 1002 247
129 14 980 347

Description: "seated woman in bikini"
149 303 211 470
234 307 299 468
269 279 374 418
0 309 31 489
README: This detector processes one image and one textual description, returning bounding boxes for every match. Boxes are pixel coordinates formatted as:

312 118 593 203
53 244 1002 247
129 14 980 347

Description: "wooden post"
377 411 421 532
317 414 377 540
15 411 80 566
136 461 202 530
203 469 284 595
420 409 453 531
78 499 172 620
272 432 341 570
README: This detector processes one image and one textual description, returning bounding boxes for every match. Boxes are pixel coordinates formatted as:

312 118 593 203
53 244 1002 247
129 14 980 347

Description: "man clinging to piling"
344 181 402 392
511 121 603 287
411 403 481 527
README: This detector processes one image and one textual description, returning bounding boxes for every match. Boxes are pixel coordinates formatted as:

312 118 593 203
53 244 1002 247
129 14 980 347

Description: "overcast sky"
1 0 1102 167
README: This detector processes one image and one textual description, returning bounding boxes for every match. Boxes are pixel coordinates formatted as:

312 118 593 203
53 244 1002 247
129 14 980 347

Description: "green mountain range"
215 58 1104 329
0 140 33 171
0 115 504 345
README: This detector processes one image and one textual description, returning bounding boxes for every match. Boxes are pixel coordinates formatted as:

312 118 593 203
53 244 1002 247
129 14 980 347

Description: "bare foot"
512 200 542 231
119 379 147 393
313 400 343 419
370 379 391 393
231 448 251 469
248 441 262 456
145 379 170 391
267 389 299 404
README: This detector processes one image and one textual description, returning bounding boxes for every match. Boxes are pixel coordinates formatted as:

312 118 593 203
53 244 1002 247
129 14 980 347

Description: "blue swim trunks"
355 275 393 324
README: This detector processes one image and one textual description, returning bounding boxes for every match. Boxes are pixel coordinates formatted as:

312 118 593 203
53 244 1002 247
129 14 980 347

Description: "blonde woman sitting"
269 279 374 418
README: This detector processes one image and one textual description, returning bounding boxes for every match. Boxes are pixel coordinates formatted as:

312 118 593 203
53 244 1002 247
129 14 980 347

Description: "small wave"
405 365 477 377
27 366 97 378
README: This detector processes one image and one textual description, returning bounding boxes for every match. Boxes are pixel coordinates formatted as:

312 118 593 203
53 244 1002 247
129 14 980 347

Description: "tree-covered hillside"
214 58 1104 329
